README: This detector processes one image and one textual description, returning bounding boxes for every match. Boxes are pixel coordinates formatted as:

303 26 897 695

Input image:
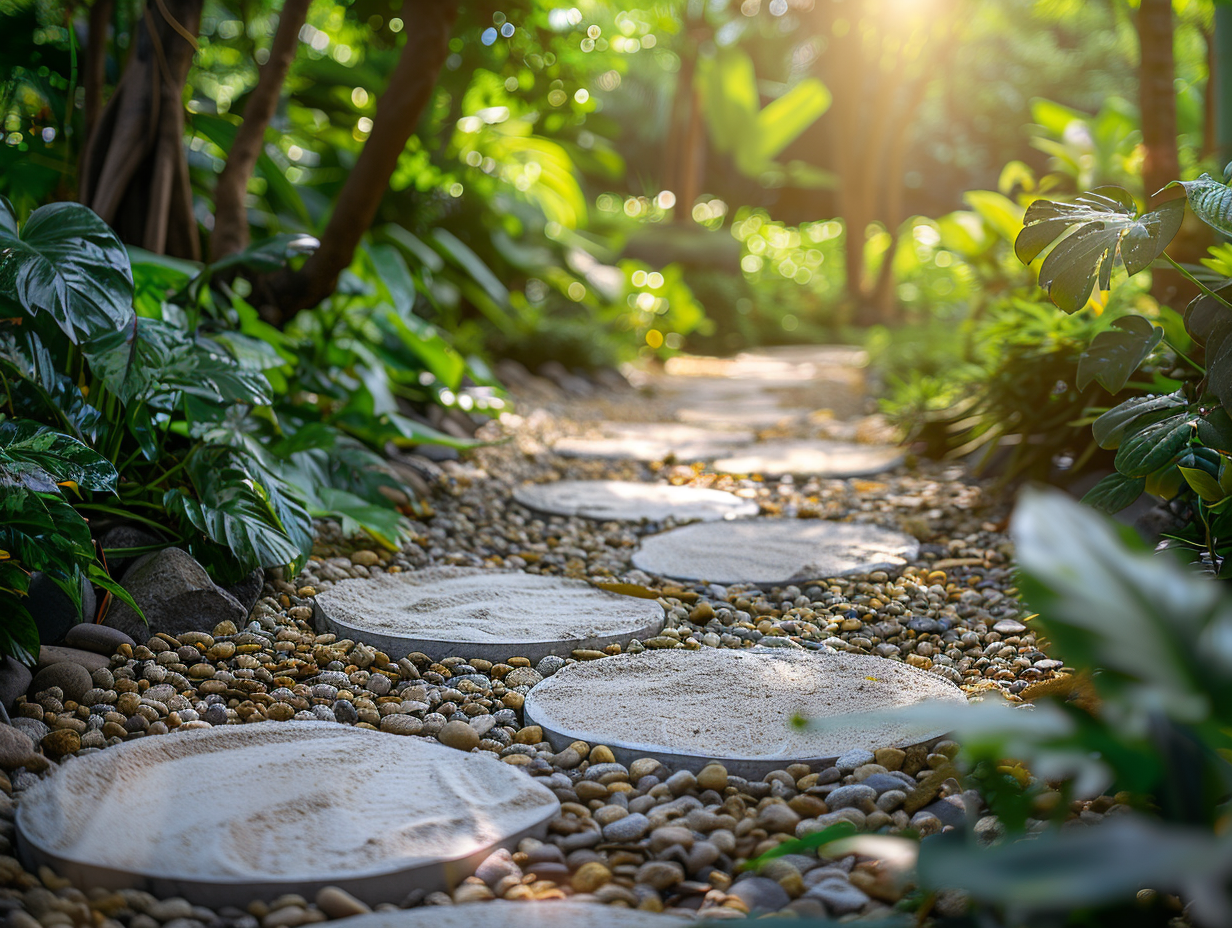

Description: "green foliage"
1016 187 1184 313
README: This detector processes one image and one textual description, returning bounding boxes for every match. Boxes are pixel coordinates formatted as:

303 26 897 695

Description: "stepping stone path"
712 439 903 478
552 422 753 462
314 567 666 662
16 722 559 907
324 902 691 928
522 648 966 776
513 480 758 523
631 518 919 585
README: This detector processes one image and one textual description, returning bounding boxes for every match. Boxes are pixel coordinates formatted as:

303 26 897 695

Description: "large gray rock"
30 662 93 704
63 624 136 657
0 658 31 710
98 526 167 580
0 724 36 771
102 548 246 642
223 569 263 617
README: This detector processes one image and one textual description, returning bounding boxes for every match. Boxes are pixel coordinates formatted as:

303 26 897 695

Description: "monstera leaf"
0 199 134 343
1015 186 1185 312
0 418 117 494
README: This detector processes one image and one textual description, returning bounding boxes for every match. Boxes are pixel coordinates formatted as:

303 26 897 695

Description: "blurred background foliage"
1 0 1218 366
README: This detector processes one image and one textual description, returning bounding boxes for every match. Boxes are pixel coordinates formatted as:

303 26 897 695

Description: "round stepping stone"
513 479 758 522
523 648 966 777
320 902 691 928
553 423 753 462
313 567 666 662
15 722 559 907
631 518 918 585
713 439 903 477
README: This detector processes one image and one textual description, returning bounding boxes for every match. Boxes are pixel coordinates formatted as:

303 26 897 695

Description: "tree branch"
255 0 459 323
211 0 312 261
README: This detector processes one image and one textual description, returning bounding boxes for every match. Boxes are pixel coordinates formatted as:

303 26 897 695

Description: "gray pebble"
602 812 650 842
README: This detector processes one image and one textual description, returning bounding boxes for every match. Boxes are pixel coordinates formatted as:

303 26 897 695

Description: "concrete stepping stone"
713 439 903 477
631 518 918 585
513 480 758 522
522 648 966 776
330 902 691 928
553 422 753 461
313 567 666 662
15 722 559 906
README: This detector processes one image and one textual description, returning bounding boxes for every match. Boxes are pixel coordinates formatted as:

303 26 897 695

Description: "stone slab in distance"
329 902 691 928
630 518 918 585
313 567 665 662
713 439 903 478
553 422 753 462
522 648 966 777
15 722 559 907
513 480 759 523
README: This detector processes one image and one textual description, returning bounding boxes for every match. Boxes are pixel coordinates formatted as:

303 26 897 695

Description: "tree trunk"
83 0 114 144
1139 0 1179 202
210 0 312 261
79 0 203 259
1138 0 1185 307
255 0 458 323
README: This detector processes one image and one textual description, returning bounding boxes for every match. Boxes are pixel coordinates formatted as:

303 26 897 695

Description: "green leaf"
1170 174 1232 235
0 330 103 442
964 190 1025 244
1076 315 1163 393
751 77 831 169
206 233 319 276
1182 281 1232 413
0 200 135 343
918 818 1232 915
0 590 40 664
1081 472 1145 513
0 418 117 493
1091 391 1190 449
430 229 510 309
1113 413 1195 477
1015 187 1185 312
163 447 308 572
1178 465 1225 503
313 486 409 551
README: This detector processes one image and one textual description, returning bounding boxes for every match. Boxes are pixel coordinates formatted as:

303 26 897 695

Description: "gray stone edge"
312 599 666 664
15 722 559 907
511 483 760 523
522 684 954 779
628 543 920 587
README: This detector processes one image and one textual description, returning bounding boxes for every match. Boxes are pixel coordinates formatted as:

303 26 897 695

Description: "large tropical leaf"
1015 186 1185 312
750 77 831 172
1076 314 1163 393
0 199 134 343
0 330 104 441
163 447 308 571
1169 174 1232 236
0 418 117 493
1113 413 1196 477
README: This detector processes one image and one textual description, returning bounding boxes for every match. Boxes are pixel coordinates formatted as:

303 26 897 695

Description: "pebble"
602 812 650 841
437 720 480 751
806 877 871 914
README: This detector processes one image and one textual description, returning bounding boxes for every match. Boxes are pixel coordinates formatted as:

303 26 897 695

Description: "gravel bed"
0 376 1106 925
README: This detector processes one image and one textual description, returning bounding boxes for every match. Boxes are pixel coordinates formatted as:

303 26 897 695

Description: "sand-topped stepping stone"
513 479 758 522
553 422 753 461
631 518 918 585
523 648 966 776
713 439 903 477
15 722 559 906
314 567 666 662
328 902 691 928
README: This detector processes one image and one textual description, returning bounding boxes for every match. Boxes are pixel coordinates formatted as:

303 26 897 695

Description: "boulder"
102 548 246 641
0 658 31 710
30 661 93 704
223 568 264 618
64 624 136 657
